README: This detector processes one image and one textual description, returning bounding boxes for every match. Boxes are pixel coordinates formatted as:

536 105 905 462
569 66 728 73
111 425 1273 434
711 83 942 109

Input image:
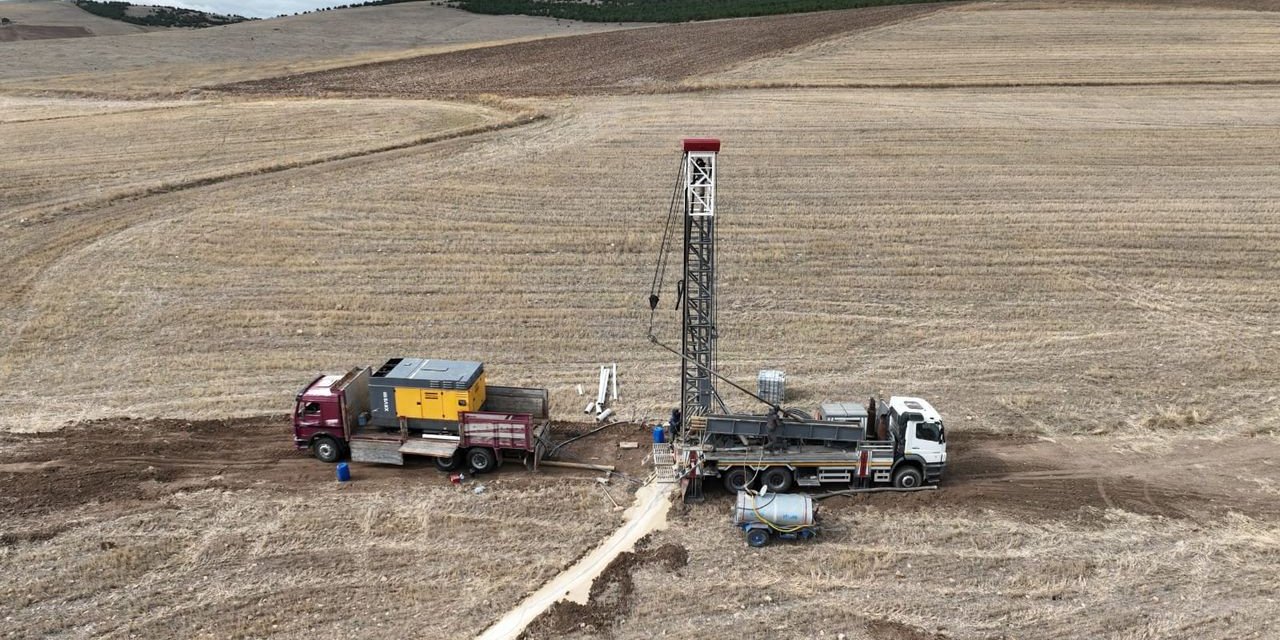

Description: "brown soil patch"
0 416 653 519
0 24 92 42
219 3 956 98
822 430 1280 522
522 538 688 639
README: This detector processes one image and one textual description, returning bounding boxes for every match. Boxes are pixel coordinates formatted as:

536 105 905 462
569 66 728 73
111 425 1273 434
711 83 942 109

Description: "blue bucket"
336 462 351 482
652 425 665 444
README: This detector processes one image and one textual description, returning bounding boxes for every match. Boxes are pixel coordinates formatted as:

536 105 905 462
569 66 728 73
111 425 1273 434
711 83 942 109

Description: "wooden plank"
350 439 404 465
399 438 458 458
540 460 615 472
483 385 549 419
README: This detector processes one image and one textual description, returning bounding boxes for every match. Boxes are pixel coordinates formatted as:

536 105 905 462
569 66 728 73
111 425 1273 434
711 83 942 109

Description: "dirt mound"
0 24 92 41
221 3 954 98
522 538 688 639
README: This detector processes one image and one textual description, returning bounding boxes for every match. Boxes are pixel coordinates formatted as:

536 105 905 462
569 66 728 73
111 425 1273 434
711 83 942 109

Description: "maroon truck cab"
292 373 351 460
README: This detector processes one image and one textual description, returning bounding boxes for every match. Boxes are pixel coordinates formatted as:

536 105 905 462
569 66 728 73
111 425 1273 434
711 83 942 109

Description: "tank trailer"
733 491 818 547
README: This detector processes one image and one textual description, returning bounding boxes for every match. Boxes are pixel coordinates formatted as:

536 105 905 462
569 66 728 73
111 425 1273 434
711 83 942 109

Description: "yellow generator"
368 357 487 431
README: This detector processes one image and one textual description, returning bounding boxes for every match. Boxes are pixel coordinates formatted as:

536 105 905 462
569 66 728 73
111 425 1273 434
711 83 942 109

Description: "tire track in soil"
826 431 1280 521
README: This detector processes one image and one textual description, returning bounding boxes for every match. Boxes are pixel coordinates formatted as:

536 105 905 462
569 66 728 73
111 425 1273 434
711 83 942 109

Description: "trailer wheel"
722 467 752 493
312 436 342 464
893 465 923 489
467 448 497 474
433 451 462 472
746 528 769 548
761 467 793 493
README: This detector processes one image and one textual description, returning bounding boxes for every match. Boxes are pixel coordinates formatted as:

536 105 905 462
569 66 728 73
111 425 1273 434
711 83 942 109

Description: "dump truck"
687 396 947 493
292 357 551 473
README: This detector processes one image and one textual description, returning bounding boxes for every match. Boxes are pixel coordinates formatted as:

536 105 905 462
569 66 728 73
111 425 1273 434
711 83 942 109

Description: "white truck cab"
886 396 947 485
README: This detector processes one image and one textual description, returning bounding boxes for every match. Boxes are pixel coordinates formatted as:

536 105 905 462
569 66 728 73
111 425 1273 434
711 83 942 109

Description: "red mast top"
682 138 721 152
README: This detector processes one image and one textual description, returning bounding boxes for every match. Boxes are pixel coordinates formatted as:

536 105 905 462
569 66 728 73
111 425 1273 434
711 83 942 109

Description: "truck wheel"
312 436 342 464
761 467 793 493
893 466 923 489
433 451 462 472
467 447 497 474
746 528 769 548
722 467 752 493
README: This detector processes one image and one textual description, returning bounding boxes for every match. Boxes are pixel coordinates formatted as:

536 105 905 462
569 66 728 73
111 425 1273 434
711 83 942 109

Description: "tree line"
73 1 252 28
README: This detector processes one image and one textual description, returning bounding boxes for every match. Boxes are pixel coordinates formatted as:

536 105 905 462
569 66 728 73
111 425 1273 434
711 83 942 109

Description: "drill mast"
680 138 724 423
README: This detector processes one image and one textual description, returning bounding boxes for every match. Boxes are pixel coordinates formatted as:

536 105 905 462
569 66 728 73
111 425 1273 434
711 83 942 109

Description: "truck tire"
722 467 752 493
467 447 497 474
312 436 342 464
893 465 923 489
746 528 769 548
761 467 793 493
433 451 462 472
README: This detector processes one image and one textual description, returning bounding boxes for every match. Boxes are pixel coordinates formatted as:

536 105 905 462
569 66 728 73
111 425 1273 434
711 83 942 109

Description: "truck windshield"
916 421 943 442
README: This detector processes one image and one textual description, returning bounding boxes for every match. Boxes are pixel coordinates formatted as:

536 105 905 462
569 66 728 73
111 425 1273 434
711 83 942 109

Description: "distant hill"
72 0 253 28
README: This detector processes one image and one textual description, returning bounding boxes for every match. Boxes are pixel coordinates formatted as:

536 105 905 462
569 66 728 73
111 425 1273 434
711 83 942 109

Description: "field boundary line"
679 77 1280 93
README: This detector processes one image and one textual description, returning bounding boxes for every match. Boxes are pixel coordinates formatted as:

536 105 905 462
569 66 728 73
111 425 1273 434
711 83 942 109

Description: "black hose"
812 485 939 500
546 420 627 458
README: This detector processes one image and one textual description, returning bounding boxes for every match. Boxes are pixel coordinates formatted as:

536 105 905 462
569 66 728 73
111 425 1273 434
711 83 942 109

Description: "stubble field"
1 1 1278 638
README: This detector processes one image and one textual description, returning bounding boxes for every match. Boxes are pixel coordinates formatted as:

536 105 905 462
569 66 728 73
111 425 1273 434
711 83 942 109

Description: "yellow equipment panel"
395 388 423 419
421 390 444 419
393 373 486 421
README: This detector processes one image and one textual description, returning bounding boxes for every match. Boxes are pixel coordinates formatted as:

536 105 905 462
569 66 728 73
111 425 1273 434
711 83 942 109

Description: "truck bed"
705 442 894 466
704 414 867 444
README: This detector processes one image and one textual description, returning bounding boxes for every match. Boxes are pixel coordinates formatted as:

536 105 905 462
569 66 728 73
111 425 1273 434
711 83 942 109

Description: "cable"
647 157 686 336
646 335 807 422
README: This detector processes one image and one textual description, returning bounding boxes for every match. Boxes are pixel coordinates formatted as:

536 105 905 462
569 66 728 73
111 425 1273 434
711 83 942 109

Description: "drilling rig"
648 139 948 502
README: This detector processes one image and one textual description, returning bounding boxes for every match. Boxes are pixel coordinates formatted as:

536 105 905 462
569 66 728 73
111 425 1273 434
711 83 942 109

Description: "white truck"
684 396 947 493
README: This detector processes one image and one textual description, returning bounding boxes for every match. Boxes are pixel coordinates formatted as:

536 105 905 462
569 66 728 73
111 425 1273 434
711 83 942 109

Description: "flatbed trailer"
683 396 947 493
292 362 553 473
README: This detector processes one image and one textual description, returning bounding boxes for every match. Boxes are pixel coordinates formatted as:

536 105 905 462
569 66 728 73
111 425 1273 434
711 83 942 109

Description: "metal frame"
681 149 724 425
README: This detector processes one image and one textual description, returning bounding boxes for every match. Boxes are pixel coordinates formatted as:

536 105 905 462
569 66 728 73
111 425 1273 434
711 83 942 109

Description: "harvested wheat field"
0 3 635 94
710 1 1280 87
0 0 158 39
1 0 1279 638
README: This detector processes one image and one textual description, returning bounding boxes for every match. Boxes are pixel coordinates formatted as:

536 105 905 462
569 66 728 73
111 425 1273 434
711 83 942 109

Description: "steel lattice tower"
680 139 724 421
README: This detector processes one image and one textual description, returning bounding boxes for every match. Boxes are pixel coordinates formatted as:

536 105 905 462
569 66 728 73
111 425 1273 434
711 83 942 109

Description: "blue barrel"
652 425 665 444
336 462 351 482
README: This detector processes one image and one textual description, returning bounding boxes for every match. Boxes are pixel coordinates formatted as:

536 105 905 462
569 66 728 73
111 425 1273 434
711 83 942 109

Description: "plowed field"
222 3 955 97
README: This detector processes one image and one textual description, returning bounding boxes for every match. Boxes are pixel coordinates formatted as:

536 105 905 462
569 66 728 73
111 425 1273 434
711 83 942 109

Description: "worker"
765 406 782 452
668 408 682 435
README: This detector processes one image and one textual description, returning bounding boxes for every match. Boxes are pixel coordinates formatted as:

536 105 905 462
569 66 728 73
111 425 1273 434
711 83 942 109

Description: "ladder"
651 442 677 483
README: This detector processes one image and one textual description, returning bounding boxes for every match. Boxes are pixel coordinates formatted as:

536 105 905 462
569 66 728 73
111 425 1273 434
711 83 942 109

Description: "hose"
745 492 810 534
811 485 939 500
546 420 626 459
